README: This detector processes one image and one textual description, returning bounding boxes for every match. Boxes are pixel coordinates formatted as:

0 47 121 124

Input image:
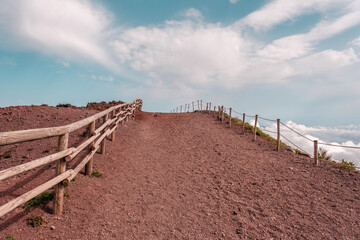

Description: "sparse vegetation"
91 171 103 178
27 148 34 151
3 152 12 158
24 192 54 210
5 235 18 240
27 216 45 228
71 178 76 182
318 148 332 161
335 159 357 172
225 115 290 148
56 103 73 108
22 155 28 159
294 149 301 154
64 192 69 198
316 148 357 172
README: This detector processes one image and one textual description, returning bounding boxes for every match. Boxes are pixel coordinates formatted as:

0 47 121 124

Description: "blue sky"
0 0 360 128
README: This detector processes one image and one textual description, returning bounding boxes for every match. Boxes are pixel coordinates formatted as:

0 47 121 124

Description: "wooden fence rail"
0 98 142 217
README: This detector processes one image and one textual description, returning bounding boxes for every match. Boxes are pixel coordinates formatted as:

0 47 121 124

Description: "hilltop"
0 109 359 239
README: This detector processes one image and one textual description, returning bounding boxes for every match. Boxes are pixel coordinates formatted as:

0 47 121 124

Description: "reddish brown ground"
0 108 359 239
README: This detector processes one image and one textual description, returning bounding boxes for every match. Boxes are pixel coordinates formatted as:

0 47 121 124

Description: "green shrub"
27 216 45 228
91 171 103 178
3 152 11 159
318 148 332 160
335 159 356 172
24 192 54 210
6 235 18 240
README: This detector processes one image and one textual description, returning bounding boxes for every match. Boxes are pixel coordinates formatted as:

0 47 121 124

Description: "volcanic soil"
0 107 359 239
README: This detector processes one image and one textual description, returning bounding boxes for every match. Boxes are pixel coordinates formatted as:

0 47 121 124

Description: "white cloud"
0 0 359 104
183 8 203 20
91 74 114 82
229 0 239 4
350 36 360 47
0 0 116 70
258 5 360 60
236 0 353 31
292 48 359 76
110 14 360 89
111 20 254 88
56 59 70 68
254 120 360 167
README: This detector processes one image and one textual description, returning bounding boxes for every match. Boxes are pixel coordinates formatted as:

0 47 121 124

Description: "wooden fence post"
221 106 224 122
277 119 280 151
213 106 216 117
100 113 108 155
120 107 125 125
254 115 258 141
54 133 69 216
197 100 200 111
180 105 182 113
111 109 116 142
218 106 221 120
242 113 246 133
209 103 211 113
200 100 202 111
206 103 208 111
314 140 318 166
192 102 194 112
85 121 95 176
229 108 232 127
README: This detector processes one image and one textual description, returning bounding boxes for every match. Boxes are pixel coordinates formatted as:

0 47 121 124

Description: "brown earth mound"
0 110 359 239
86 100 124 110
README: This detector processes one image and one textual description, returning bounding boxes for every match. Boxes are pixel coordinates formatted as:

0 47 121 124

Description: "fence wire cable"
259 127 277 134
232 109 242 115
258 116 276 122
280 122 313 142
280 133 312 156
245 114 255 118
318 142 360 150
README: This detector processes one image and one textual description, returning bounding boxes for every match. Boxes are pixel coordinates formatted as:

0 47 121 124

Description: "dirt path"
1 111 360 239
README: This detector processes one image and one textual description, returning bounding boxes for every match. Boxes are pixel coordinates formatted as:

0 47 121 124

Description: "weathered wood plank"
0 170 72 218
0 99 140 146
68 133 100 160
0 148 74 181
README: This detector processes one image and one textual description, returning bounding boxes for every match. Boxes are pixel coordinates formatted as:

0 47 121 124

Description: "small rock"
50 225 56 230
286 148 295 153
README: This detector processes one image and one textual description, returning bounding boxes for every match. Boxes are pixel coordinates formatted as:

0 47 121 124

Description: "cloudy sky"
0 0 360 164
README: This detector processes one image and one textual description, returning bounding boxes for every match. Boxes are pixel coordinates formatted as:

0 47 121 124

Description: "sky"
0 0 360 165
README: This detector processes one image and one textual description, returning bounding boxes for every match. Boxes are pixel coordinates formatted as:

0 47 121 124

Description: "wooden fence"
0 98 143 217
172 100 360 169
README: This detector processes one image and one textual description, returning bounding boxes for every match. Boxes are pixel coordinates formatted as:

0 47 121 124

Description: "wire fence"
171 100 360 169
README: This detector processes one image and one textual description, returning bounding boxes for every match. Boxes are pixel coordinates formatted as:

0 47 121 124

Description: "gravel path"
1 111 359 239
